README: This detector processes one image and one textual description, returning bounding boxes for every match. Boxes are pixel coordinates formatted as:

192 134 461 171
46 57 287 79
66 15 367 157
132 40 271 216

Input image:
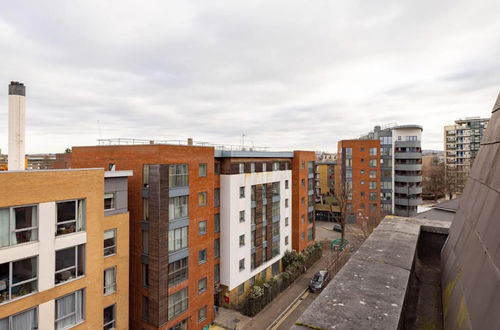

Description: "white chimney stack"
8 81 26 171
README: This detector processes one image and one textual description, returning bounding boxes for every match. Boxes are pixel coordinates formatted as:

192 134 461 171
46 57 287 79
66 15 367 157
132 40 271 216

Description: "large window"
104 267 116 295
369 159 377 167
168 288 188 320
0 257 37 303
369 147 377 156
0 205 38 248
56 200 85 236
103 304 116 330
369 170 377 179
169 227 188 253
272 240 280 257
104 229 116 257
55 245 85 285
169 196 188 221
272 162 280 171
169 165 188 188
169 319 188 330
369 182 377 190
272 222 280 237
168 257 188 287
271 182 280 197
198 163 207 177
55 289 85 329
0 307 37 330
272 202 280 218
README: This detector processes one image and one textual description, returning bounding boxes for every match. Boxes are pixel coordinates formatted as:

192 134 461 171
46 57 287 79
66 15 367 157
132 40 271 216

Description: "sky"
0 0 499 154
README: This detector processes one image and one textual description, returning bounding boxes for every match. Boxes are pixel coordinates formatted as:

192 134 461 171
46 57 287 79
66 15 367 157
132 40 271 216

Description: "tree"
65 148 72 153
423 162 445 201
325 181 351 245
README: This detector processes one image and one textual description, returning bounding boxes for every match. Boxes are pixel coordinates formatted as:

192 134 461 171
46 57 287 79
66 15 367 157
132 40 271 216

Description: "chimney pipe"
8 81 26 171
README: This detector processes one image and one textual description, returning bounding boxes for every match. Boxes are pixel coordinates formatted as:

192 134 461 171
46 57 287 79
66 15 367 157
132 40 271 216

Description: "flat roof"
392 124 423 131
104 170 133 178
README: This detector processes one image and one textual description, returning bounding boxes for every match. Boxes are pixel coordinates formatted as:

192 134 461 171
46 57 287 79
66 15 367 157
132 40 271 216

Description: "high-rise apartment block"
337 140 381 224
67 142 315 330
360 125 423 217
0 169 131 329
444 117 489 195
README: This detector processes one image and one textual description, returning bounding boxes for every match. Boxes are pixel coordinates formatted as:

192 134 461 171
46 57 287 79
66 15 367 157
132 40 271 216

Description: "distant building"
337 140 381 225
360 124 423 217
444 117 489 195
0 154 56 171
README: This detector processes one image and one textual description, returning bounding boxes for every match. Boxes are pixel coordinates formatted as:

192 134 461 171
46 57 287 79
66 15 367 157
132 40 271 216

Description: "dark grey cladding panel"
169 248 188 263
104 177 129 216
441 91 500 330
9 82 25 96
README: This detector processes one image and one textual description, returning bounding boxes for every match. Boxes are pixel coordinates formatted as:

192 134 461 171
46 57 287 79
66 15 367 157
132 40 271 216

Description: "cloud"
0 0 499 154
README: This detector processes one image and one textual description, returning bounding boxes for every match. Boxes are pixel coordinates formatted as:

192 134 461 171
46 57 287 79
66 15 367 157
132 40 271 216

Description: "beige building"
444 117 489 195
0 168 131 329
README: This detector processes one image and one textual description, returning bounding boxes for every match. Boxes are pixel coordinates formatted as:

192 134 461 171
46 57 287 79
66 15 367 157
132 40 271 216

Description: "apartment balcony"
446 144 455 149
394 152 422 159
446 158 456 163
446 137 456 142
446 151 456 156
394 164 422 171
394 141 421 148
394 186 423 194
394 197 423 206
446 130 456 135
394 175 422 183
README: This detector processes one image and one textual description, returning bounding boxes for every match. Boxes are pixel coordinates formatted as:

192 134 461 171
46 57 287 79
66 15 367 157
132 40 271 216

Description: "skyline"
0 0 499 153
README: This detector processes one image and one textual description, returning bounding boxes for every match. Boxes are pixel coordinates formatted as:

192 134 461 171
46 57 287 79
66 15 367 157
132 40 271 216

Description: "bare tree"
325 181 351 245
423 162 445 201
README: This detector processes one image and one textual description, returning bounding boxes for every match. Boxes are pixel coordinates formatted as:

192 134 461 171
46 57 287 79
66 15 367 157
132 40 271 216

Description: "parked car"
309 270 330 293
333 224 343 232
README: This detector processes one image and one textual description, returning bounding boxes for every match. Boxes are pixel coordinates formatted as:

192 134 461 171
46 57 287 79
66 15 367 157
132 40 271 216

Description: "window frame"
198 249 207 264
103 304 116 330
55 199 86 236
239 259 245 271
198 192 207 206
198 163 207 177
54 289 85 329
0 307 38 329
55 244 85 285
239 234 245 247
198 221 207 235
168 288 188 320
198 306 207 323
0 256 38 304
198 278 207 294
104 229 117 257
168 257 188 287
104 193 115 211
0 204 39 248
168 227 188 253
104 266 117 295
239 186 245 198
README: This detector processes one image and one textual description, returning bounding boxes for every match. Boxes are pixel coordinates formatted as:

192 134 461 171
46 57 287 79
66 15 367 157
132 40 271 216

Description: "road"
273 290 318 330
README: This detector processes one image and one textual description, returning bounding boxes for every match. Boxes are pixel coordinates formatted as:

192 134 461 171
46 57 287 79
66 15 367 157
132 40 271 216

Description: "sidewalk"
242 249 336 330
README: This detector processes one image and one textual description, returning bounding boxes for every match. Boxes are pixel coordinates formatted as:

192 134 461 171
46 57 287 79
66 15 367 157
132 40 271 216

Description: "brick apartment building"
67 141 316 330
337 140 381 225
0 168 131 329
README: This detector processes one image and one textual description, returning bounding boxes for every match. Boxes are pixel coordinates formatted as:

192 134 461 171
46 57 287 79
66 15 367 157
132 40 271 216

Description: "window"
262 226 267 241
251 185 256 201
369 170 377 179
251 231 256 247
272 182 280 196
272 240 280 257
301 232 305 241
346 169 352 179
251 208 256 224
262 184 267 199
104 267 116 295
369 159 377 167
214 213 220 233
215 163 221 175
285 162 289 170
0 205 38 248
369 148 377 156
169 164 188 188
55 245 85 284
0 256 37 303
238 283 244 295
198 306 207 322
345 147 352 156
168 288 188 320
103 304 116 330
168 257 188 287
272 261 279 276
198 249 207 264
301 161 305 169
250 163 255 173
142 263 149 287
0 307 38 330
239 234 245 247
273 162 280 171
214 239 220 258
308 228 313 241
308 211 314 223
198 192 207 206
272 202 280 218
285 217 289 226
345 159 352 167
240 187 245 198
142 230 149 255
239 163 244 174
285 236 289 245
272 222 280 237
104 229 116 257
168 227 188 253
55 290 85 329
198 221 207 235
214 264 220 284
214 189 220 207
301 179 305 187
285 180 289 189
370 192 378 201
369 182 377 190
285 199 289 208
104 193 115 211
56 200 85 236
239 259 245 271
143 198 149 221
168 196 188 221
360 181 365 185
198 278 207 294
262 205 267 222
262 163 267 172
199 163 207 177
239 210 245 222
301 214 305 223
301 197 305 205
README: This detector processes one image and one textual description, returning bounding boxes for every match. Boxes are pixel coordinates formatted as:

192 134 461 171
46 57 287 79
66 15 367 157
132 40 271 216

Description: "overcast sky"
1 0 499 154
